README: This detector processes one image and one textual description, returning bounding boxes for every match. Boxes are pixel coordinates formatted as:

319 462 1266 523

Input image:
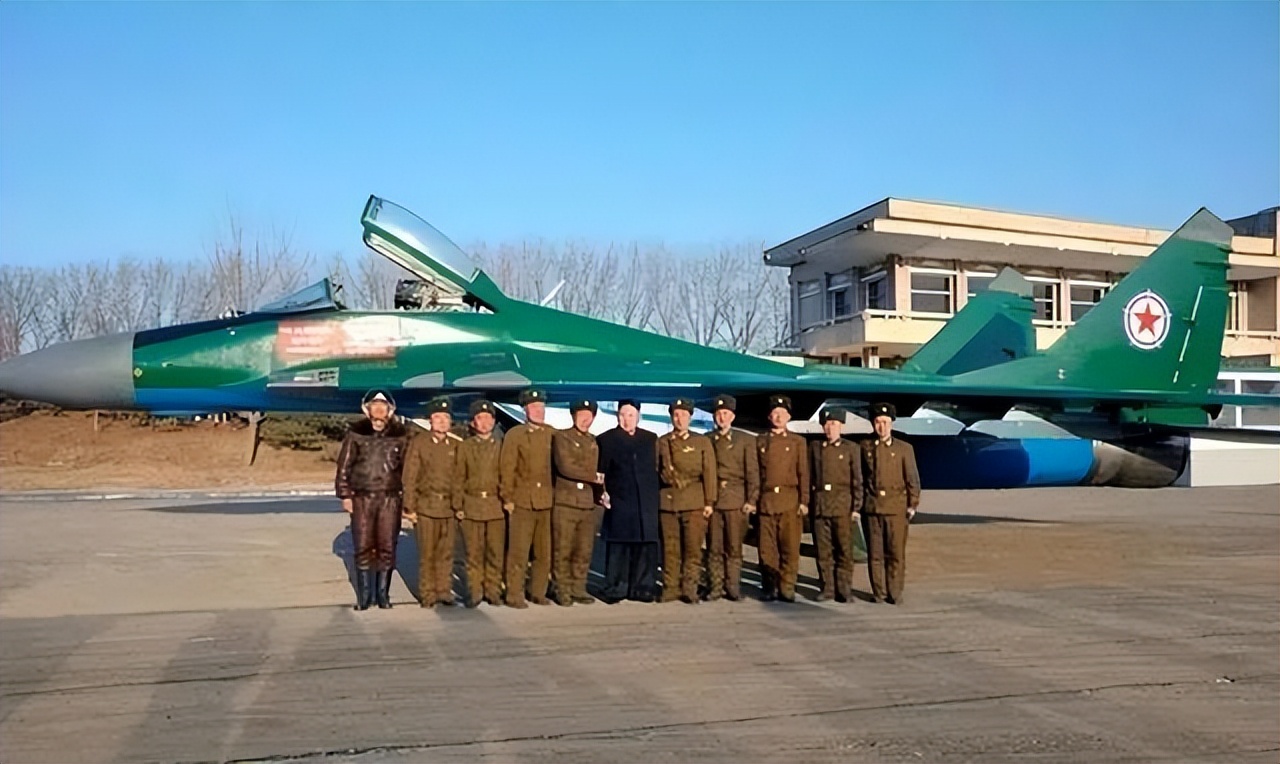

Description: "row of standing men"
334 388 921 611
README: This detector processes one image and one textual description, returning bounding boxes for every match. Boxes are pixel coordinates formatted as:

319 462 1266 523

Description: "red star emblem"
1133 302 1163 337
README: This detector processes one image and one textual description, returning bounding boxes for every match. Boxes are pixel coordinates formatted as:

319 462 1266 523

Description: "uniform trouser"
863 513 908 601
757 512 802 598
462 517 506 603
351 493 402 571
659 510 708 600
415 516 455 603
552 505 598 599
813 513 855 598
706 510 746 598
506 508 551 605
600 542 659 600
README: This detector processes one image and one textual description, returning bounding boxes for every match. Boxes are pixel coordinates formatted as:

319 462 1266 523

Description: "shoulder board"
447 432 463 441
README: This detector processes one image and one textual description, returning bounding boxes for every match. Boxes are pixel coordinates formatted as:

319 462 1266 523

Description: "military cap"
869 402 897 421
425 397 451 415
711 394 736 412
468 399 496 419
518 388 547 406
768 394 792 413
669 397 695 414
819 407 845 425
362 388 396 408
617 399 640 412
569 398 598 415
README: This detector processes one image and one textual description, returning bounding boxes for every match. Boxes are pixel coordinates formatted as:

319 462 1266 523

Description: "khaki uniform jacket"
861 437 921 516
553 427 600 509
810 438 863 516
657 431 717 512
453 434 503 521
403 431 461 519
499 423 555 510
757 430 809 515
709 430 759 511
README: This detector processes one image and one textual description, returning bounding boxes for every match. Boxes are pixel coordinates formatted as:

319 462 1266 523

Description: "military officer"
551 399 602 606
402 397 461 608
657 397 717 603
454 399 505 608
809 408 863 603
706 394 759 601
861 402 921 605
334 389 410 610
499 388 555 608
756 394 809 602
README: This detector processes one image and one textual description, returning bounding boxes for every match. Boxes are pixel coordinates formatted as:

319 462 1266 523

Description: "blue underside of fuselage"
913 437 1095 489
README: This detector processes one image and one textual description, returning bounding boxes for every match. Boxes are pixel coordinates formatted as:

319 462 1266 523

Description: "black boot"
375 570 394 609
353 569 373 611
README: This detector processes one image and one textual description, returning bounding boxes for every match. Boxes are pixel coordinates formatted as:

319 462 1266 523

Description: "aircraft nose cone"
0 333 136 409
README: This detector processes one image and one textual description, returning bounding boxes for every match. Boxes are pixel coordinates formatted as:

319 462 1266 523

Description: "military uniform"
657 398 717 603
757 395 809 601
706 395 759 601
499 389 555 608
455 400 505 607
861 403 921 604
403 398 461 607
552 399 602 605
810 409 863 602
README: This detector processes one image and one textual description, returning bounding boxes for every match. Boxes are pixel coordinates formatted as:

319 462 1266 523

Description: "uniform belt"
820 484 849 492
767 486 795 494
477 491 489 498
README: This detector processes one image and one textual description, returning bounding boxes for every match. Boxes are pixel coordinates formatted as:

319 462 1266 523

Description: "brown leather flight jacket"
334 418 409 497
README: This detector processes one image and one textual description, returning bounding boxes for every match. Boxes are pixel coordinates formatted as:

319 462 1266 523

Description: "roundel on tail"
1123 290 1171 350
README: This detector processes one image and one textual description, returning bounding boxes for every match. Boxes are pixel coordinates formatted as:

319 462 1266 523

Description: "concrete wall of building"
1247 276 1278 332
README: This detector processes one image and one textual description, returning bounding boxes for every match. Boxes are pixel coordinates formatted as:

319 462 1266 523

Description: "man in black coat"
595 400 661 603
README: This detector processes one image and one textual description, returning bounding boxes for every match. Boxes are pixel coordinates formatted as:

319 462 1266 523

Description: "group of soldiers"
334 388 921 611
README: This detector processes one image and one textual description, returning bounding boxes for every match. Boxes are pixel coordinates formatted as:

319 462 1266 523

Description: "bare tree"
0 266 46 359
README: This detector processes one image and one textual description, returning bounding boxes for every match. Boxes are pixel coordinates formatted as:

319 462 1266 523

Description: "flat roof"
764 198 1278 279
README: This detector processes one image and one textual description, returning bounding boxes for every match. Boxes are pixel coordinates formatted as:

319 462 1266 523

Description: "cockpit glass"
362 198 478 283
256 278 342 314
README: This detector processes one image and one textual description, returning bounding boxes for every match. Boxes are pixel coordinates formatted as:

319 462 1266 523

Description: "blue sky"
1 2 1277 268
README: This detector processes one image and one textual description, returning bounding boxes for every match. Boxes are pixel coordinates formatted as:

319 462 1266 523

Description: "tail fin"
956 209 1233 394
902 268 1036 376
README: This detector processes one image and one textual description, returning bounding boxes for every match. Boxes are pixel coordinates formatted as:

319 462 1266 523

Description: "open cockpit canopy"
361 196 507 310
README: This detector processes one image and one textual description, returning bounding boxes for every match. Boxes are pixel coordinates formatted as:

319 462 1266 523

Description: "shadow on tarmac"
147 498 340 515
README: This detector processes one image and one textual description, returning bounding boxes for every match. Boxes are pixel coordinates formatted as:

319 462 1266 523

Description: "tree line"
0 220 791 360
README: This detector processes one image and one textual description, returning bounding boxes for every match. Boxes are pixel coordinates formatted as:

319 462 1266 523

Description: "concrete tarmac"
1 487 1276 763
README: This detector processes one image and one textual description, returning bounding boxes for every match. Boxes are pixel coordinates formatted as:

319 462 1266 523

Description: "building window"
863 272 887 310
910 268 954 315
798 279 822 329
1068 280 1108 322
966 270 998 298
827 271 853 320
1028 277 1059 322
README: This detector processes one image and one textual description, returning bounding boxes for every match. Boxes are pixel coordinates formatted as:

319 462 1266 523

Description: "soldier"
335 389 410 610
657 397 717 604
810 408 863 603
756 394 809 602
454 399 505 608
500 388 555 608
551 399 602 606
595 400 661 603
706 394 759 601
861 402 921 605
402 397 462 607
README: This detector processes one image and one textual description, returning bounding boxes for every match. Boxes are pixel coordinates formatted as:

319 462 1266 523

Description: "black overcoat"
596 426 661 543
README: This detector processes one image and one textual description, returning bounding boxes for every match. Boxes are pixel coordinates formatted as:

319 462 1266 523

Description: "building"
763 199 1279 368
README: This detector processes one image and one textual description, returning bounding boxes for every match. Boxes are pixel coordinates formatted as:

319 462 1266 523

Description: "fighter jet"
0 195 1272 489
